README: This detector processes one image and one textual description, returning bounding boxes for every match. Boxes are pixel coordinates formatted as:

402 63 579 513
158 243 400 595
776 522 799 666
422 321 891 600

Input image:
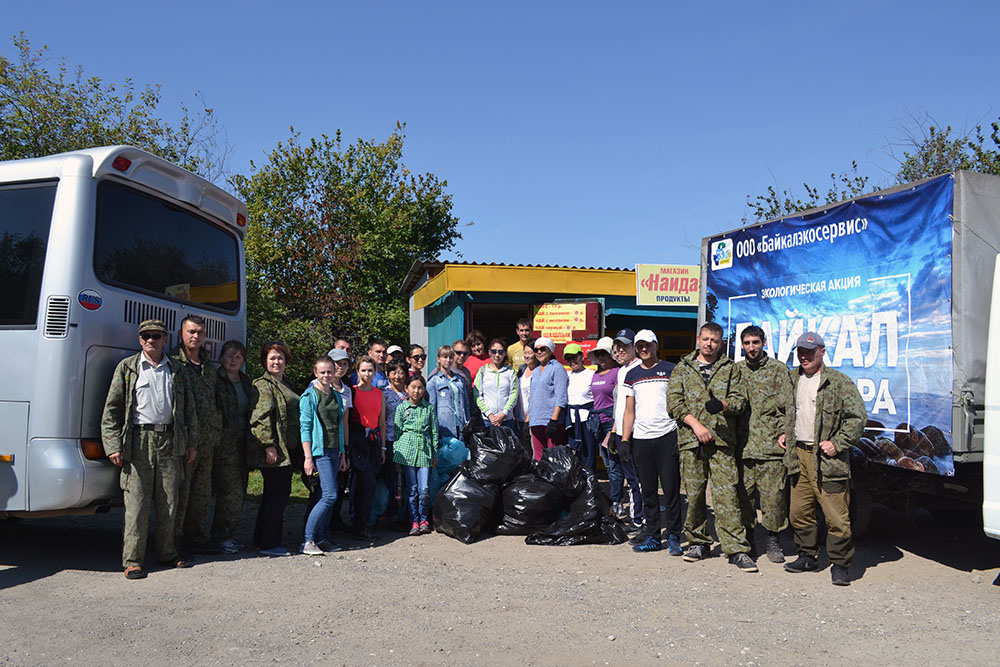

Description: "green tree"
744 113 1000 223
743 162 870 223
232 124 463 382
0 33 229 180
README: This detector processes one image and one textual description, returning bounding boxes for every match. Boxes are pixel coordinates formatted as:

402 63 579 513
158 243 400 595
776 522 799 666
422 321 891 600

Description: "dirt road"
2 501 998 666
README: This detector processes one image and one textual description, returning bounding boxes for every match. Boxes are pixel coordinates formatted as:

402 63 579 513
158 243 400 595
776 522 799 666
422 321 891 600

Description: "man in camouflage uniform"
781 332 866 586
667 321 755 572
735 325 794 564
170 314 223 554
101 319 198 578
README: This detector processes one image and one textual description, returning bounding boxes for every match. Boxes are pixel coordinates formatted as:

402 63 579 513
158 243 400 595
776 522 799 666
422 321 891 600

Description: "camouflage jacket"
100 352 198 461
215 366 260 466
249 374 300 470
736 355 794 461
783 365 867 482
667 350 746 452
169 345 222 448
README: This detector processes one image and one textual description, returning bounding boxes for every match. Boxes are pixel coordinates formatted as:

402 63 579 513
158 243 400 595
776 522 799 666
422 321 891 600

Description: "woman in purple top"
589 337 627 517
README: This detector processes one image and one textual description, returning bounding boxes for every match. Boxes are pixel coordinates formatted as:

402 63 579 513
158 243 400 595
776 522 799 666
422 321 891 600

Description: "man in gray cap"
101 319 198 578
780 331 866 586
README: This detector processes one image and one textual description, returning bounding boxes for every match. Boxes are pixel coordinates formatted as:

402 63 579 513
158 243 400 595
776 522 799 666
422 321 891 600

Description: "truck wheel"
850 487 873 539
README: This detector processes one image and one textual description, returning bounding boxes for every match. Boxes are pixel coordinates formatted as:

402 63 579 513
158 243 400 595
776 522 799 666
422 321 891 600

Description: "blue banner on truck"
705 174 955 476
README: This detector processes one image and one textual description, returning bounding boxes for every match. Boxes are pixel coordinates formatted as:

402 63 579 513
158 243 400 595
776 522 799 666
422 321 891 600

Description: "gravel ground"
2 499 998 666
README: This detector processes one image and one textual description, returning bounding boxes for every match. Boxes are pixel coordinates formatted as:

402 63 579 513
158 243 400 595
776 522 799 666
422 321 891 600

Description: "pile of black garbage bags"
433 426 629 546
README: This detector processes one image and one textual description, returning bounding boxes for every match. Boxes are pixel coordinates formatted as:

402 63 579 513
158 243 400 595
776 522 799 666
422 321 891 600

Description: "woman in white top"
564 343 597 471
515 338 538 453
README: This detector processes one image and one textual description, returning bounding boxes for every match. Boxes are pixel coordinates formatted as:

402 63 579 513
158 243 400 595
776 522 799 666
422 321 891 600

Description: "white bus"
0 146 247 518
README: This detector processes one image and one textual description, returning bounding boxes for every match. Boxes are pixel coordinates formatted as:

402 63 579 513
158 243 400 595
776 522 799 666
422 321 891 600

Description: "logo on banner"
78 289 103 311
711 239 733 270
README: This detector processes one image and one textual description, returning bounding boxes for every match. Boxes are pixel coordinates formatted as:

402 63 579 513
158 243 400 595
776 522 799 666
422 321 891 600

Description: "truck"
700 170 1000 538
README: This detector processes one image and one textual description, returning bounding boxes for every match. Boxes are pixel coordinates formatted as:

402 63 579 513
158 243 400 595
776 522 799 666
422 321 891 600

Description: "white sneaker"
301 541 324 556
258 546 291 557
219 539 244 554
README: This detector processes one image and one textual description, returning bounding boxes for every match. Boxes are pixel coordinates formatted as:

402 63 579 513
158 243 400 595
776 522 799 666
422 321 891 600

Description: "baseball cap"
328 348 350 362
386 344 403 356
589 336 614 357
794 332 825 350
563 343 583 357
534 337 555 352
614 328 636 344
634 329 658 345
138 319 167 334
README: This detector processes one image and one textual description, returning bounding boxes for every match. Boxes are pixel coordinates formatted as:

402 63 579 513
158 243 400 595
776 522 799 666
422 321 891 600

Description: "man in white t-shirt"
611 329 644 530
620 330 682 555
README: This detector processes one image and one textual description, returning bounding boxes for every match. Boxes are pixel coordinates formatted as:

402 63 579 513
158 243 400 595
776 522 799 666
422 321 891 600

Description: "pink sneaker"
409 522 420 536
419 520 432 534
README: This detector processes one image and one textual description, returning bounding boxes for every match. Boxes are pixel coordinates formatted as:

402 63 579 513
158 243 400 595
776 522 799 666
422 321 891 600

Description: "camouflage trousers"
680 443 750 555
210 448 248 543
738 458 788 535
175 444 214 548
121 429 182 568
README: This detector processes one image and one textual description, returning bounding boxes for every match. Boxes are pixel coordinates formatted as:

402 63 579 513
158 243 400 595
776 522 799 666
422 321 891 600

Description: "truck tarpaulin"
704 174 955 475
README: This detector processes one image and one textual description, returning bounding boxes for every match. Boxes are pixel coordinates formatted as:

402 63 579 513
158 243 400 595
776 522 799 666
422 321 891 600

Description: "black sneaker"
628 529 651 545
784 554 818 573
729 552 759 572
765 533 785 564
831 564 851 586
682 544 710 562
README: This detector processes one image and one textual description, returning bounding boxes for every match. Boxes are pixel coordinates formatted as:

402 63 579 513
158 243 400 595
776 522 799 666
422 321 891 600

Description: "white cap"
588 336 614 358
534 337 555 353
386 344 403 356
634 329 658 345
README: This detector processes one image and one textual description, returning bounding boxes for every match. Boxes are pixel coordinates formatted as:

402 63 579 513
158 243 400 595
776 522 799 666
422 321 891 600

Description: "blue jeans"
596 419 624 502
303 453 338 544
598 429 643 520
402 466 431 524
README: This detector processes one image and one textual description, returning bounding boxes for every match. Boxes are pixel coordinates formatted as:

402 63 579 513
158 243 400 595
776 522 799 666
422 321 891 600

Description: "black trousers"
633 430 683 538
253 466 292 549
349 430 381 530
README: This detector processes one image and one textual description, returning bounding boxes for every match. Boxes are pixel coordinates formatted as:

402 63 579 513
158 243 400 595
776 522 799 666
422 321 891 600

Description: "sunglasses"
410 354 427 361
140 332 163 341
453 350 469 356
489 349 506 355
534 347 551 353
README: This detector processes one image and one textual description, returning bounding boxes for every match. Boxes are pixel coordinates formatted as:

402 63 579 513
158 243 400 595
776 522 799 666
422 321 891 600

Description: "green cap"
138 319 167 334
563 343 584 357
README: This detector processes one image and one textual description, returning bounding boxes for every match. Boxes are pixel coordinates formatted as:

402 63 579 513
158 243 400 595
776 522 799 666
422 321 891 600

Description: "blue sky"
6 1 999 269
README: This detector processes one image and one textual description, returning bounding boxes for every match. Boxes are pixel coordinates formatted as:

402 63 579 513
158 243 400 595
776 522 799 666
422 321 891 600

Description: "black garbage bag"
532 446 586 500
464 426 531 485
433 470 501 544
496 474 568 535
525 469 628 546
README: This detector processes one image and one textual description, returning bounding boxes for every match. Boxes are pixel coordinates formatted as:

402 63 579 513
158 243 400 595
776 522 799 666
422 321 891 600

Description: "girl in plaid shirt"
393 374 440 535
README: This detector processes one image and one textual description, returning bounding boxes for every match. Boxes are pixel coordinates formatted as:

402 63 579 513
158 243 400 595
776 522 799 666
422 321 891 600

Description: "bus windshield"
0 182 57 327
93 181 240 312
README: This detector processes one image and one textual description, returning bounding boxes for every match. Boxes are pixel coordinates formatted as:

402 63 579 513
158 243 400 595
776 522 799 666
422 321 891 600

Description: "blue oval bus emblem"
78 289 103 311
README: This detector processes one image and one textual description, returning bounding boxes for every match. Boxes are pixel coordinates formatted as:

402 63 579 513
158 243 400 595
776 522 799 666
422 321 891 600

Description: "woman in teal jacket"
298 355 349 555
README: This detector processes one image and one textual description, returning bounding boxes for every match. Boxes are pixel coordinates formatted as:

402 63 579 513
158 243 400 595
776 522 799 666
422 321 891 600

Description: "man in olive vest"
781 332 866 586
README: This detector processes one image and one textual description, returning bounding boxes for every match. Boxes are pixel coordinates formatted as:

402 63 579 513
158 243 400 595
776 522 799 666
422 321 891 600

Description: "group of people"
101 315 865 587
608 322 865 587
